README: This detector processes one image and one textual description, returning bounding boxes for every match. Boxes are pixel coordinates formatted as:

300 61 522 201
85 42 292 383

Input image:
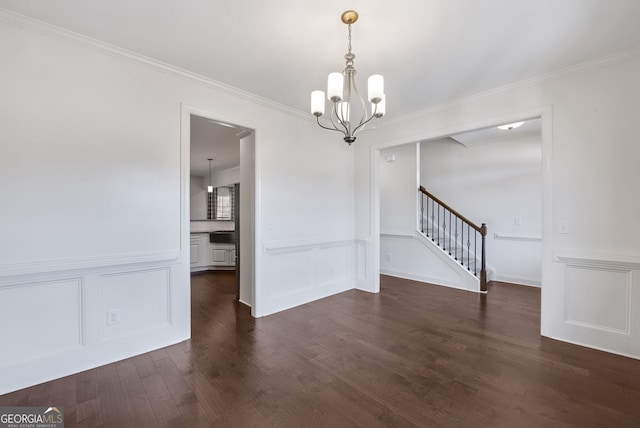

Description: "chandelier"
310 10 385 145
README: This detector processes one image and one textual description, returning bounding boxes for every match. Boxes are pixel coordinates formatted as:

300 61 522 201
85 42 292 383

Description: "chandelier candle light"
311 10 385 145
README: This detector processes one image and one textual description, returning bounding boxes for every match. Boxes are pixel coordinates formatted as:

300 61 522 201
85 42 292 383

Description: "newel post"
480 223 487 292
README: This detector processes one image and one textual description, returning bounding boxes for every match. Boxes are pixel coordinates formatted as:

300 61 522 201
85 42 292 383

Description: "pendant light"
207 158 213 193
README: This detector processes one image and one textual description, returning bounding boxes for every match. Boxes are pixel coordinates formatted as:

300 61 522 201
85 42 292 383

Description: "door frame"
180 104 258 315
368 106 552 333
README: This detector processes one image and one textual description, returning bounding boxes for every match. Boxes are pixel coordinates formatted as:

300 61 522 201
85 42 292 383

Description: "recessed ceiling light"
497 121 524 130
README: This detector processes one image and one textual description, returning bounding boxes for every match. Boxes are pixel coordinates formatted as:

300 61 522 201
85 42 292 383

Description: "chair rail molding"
553 248 640 270
0 250 180 278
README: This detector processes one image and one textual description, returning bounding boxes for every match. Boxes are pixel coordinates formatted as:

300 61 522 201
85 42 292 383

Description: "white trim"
380 232 415 239
0 7 309 122
180 104 260 316
543 335 640 362
554 249 640 270
492 275 541 288
263 236 355 253
413 232 481 291
0 250 179 278
354 236 372 245
370 107 551 301
238 299 252 308
380 270 473 293
371 147 381 293
493 233 542 242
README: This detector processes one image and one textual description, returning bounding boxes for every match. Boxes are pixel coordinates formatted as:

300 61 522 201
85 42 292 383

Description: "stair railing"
419 186 488 292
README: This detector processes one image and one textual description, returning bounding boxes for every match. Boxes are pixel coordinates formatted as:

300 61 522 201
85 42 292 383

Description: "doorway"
370 108 552 324
419 118 543 287
182 106 256 313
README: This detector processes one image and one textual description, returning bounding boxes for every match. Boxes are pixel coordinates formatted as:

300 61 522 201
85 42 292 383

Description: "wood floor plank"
124 394 158 428
141 373 184 427
94 364 133 428
2 273 640 427
75 397 103 428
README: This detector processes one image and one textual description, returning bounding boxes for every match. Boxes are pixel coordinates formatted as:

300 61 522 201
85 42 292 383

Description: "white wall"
239 133 255 306
211 166 240 187
379 144 418 235
190 175 207 219
0 14 355 393
420 136 542 286
356 52 640 359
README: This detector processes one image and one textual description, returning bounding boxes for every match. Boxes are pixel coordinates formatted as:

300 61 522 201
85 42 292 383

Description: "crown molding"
385 47 640 126
0 7 310 121
3 7 639 127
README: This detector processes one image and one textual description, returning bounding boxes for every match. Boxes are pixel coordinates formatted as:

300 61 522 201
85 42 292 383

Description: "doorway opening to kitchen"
187 111 255 312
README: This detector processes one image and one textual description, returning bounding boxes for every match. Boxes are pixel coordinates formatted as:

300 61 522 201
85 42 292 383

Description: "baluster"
467 224 471 271
437 203 440 246
474 230 478 276
460 222 464 266
454 215 458 260
420 193 424 234
442 208 447 251
448 211 452 255
430 199 435 241
425 196 429 236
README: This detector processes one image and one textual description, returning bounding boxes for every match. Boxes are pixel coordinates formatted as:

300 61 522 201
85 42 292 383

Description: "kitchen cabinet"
210 243 235 266
190 234 205 267
190 233 235 272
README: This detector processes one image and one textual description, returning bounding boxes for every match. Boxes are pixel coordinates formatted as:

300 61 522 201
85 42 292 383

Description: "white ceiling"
450 118 541 147
190 116 248 178
2 0 640 121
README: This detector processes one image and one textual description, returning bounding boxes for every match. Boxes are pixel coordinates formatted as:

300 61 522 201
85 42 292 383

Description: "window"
207 186 235 220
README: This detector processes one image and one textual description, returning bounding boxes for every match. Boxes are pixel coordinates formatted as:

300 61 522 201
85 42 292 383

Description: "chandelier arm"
351 80 369 128
351 110 379 136
329 102 350 135
356 119 381 134
316 116 348 135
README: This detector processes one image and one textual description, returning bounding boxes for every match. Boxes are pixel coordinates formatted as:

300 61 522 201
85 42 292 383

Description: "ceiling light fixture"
497 121 524 130
207 158 213 193
311 10 385 145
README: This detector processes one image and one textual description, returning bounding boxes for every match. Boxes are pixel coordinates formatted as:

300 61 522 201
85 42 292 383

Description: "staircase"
418 186 488 292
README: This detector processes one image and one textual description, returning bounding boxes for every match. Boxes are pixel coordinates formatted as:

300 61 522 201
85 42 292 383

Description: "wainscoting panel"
262 239 355 316
263 249 314 298
356 241 367 281
565 266 631 334
315 244 353 287
0 278 83 368
100 267 171 341
550 250 640 359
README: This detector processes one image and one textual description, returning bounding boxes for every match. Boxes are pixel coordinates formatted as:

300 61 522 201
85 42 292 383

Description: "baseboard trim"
492 275 541 288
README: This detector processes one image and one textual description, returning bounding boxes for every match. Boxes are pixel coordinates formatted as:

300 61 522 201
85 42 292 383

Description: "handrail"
419 186 486 236
419 185 488 292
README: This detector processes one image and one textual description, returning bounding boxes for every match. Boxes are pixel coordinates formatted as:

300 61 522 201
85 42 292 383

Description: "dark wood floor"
2 273 640 427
